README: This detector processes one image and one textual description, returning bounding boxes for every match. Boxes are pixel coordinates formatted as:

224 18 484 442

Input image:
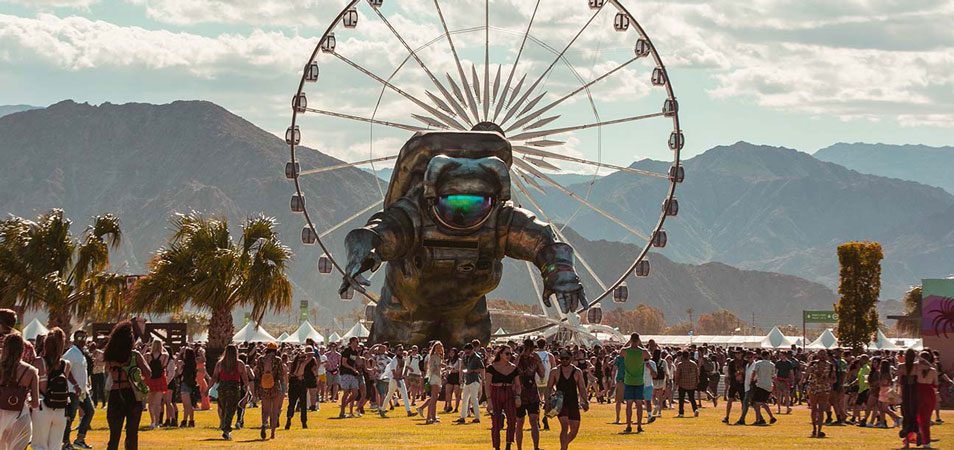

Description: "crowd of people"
0 308 947 450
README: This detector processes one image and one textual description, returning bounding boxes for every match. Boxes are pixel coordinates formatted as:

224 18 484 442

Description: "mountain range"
0 100 944 329
533 142 954 299
815 143 954 195
0 105 40 118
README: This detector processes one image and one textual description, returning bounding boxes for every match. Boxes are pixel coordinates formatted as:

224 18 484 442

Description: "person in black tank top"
548 350 588 450
486 346 521 450
285 353 308 430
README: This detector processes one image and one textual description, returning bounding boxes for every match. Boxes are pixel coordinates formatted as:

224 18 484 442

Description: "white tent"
493 327 507 336
277 332 290 341
868 330 902 351
21 318 48 340
807 329 839 349
283 321 325 344
192 331 208 343
761 326 795 349
328 332 342 343
231 322 276 343
341 322 370 340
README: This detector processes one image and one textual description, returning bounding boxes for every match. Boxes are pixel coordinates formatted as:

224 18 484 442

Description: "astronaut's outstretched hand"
542 270 587 314
338 236 381 296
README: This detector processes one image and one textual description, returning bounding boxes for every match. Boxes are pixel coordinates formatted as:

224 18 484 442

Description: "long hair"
219 344 238 374
430 341 444 357
182 347 196 373
493 345 511 363
879 359 892 379
43 327 66 371
150 339 164 355
1 333 24 385
903 348 916 375
104 320 134 364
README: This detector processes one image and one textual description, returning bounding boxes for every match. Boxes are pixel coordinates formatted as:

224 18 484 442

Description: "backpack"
43 360 70 409
259 360 276 390
653 360 666 380
127 355 149 401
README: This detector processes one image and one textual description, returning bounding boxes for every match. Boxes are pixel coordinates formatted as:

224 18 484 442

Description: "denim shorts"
338 374 359 390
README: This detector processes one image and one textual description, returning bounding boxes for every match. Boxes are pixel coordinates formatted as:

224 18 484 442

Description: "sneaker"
63 445 74 450
338 413 347 419
770 417 777 425
694 410 699 417
73 440 92 450
379 410 387 418
636 426 644 433
817 431 826 438
647 416 656 424
407 411 418 417
676 413 684 418
454 418 467 424
624 426 632 434
472 418 481 424
734 420 745 426
722 417 729 424
222 431 231 440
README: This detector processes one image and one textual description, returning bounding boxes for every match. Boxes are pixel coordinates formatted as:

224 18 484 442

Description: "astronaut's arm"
506 207 586 313
339 206 415 295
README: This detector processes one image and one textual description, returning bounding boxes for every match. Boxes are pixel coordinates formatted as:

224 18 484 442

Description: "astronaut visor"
434 194 494 229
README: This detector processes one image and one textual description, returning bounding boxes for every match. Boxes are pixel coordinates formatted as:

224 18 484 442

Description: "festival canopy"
761 326 796 349
341 322 370 340
192 331 208 343
493 327 507 336
231 321 277 343
868 330 902 351
328 332 342 343
806 328 839 349
283 321 325 344
21 318 48 340
277 332 290 341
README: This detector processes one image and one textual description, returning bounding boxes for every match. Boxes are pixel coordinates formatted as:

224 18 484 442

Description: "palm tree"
0 209 125 334
132 212 293 351
895 285 922 336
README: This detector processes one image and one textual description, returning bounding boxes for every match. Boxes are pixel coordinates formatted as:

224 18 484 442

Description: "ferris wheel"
285 0 684 339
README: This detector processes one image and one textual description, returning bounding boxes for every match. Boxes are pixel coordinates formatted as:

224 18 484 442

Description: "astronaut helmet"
423 155 511 232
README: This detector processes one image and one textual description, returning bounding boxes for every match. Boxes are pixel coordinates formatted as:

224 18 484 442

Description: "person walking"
284 352 309 429
456 342 484 425
535 339 554 431
807 350 834 438
212 344 249 440
406 345 423 406
162 347 178 427
750 350 777 425
143 339 168 430
723 348 745 424
898 348 920 447
515 340 545 450
0 333 39 450
337 337 361 419
380 349 417 418
176 347 198 428
443 347 462 413
90 343 106 409
256 342 285 440
916 351 938 448
674 350 699 419
485 346 521 450
31 327 71 450
62 329 94 449
547 349 588 450
420 341 445 423
620 333 649 433
104 320 151 450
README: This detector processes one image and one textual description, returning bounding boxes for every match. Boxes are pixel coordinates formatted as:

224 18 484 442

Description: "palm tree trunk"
208 306 234 352
47 305 72 336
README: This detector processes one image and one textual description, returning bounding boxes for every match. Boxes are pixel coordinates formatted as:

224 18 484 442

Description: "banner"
803 310 838 323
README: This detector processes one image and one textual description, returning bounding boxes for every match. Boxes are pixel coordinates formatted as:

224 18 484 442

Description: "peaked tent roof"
807 328 839 349
328 332 342 343
22 318 48 340
342 322 370 340
761 326 794 349
869 330 903 351
494 327 507 336
232 322 276 343
283 321 325 344
277 332 290 341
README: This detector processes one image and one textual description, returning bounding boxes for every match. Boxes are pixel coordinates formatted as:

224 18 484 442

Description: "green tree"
0 209 125 334
132 212 293 351
835 241 883 350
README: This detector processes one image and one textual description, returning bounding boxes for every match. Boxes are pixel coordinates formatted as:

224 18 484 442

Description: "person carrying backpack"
30 327 73 450
104 320 151 450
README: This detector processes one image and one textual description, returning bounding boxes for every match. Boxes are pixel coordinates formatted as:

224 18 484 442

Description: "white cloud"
1 0 99 9
0 13 312 77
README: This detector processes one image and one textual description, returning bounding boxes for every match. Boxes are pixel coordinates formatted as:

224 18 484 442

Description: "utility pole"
751 312 756 334
687 307 694 334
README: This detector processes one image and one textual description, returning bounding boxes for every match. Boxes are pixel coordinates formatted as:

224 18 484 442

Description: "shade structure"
22 318 49 340
192 331 208 343
328 332 342 343
761 326 796 349
493 327 507 336
283 321 325 344
640 335 764 348
341 322 370 340
232 321 276 343
806 328 839 349
277 332 290 341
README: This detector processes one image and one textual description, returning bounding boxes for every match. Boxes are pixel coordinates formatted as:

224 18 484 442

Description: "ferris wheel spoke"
506 56 639 133
512 176 610 294
434 0 481 124
482 0 491 121
523 260 557 320
471 64 481 103
508 111 667 141
499 6 606 127
318 200 384 239
298 154 400 176
514 158 650 242
493 0 540 122
302 107 428 133
331 51 465 130
514 167 547 194
524 115 561 131
446 73 466 104
492 65 502 105
368 7 470 127
513 146 670 180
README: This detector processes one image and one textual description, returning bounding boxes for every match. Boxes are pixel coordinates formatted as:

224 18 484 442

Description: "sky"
0 0 952 170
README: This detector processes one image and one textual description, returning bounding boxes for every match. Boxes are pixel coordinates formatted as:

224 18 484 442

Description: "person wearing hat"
546 349 588 449
255 341 285 440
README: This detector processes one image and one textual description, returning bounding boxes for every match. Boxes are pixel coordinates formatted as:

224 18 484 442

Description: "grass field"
74 400 946 449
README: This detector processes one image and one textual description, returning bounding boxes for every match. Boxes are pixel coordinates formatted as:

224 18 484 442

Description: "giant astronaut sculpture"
339 128 585 347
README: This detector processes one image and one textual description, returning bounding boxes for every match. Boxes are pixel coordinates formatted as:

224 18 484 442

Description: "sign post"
802 310 838 349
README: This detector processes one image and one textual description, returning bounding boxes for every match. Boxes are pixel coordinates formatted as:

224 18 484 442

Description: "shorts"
179 383 194 395
516 401 540 418
752 387 771 403
375 380 389 398
559 401 581 421
652 378 665 390
338 374 359 391
643 385 653 400
855 389 869 405
319 374 327 383
327 372 339 386
623 384 644 401
146 376 167 393
305 377 318 389
427 374 441 389
406 373 423 391
727 383 744 401
446 373 460 386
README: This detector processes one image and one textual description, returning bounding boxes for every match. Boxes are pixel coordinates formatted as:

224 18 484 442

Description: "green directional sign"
804 310 838 323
